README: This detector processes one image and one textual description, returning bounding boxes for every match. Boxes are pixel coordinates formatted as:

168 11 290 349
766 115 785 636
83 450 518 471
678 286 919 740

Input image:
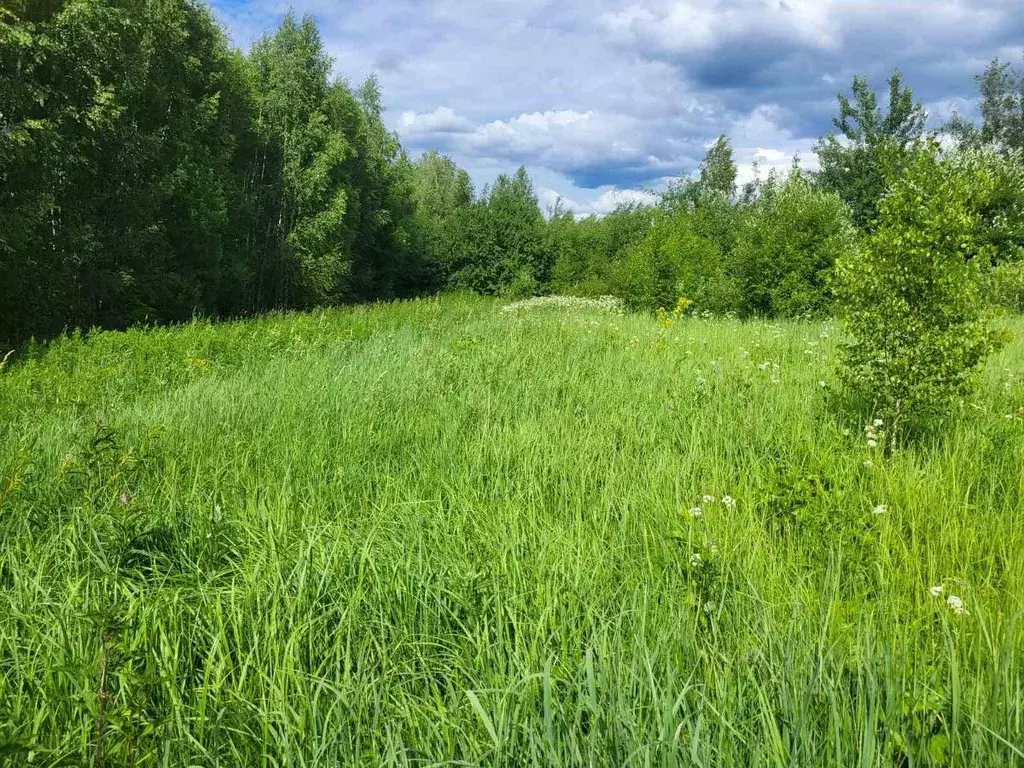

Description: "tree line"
2 1 1024 349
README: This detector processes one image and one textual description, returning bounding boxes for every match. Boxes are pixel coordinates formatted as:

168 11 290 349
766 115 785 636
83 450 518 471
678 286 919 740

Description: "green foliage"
448 166 549 295
2 7 1020 366
547 203 653 297
835 143 1011 431
983 260 1024 312
614 162 857 318
616 139 745 314
246 14 353 307
733 172 859 318
615 207 737 313
698 133 737 199
411 150 475 288
948 57 1024 154
663 136 739 211
815 71 927 229
0 3 425 349
0 0 243 342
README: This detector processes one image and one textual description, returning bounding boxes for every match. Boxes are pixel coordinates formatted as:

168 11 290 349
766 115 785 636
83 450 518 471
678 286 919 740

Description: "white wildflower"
947 595 967 616
688 506 703 518
873 419 884 428
818 380 827 388
872 504 887 515
702 494 716 504
502 295 624 315
928 585 944 598
689 552 703 567
863 460 874 469
722 496 736 509
867 439 878 449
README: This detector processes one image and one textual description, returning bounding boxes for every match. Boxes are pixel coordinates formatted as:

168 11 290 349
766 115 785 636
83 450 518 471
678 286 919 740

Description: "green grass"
1 294 1023 766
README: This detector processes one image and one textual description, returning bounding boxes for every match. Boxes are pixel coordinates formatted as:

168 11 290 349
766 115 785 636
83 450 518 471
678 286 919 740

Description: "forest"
4 2 1024 351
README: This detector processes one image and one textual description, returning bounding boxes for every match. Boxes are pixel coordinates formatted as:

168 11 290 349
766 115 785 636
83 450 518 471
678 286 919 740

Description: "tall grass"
1 294 1022 766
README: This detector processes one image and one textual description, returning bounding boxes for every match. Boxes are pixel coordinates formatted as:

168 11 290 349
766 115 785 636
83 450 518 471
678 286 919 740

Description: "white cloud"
397 106 475 135
600 0 838 55
209 0 1022 206
539 185 660 216
399 108 689 187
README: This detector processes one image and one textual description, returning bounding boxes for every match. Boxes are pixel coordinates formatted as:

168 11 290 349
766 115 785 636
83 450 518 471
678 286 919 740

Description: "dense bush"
444 167 549 296
835 142 1011 431
732 172 858 318
548 203 653 297
608 170 859 318
613 206 737 313
983 261 1024 312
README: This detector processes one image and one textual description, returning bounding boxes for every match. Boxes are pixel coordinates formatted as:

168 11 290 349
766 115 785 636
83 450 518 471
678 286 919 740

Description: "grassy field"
1 294 1023 766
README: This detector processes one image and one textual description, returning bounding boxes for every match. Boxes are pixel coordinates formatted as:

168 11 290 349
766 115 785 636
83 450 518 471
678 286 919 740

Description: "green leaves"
815 71 927 230
0 4 435 347
733 172 858 318
836 142 1012 433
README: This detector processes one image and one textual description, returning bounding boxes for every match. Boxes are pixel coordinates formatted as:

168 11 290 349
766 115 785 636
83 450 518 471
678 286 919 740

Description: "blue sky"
209 0 1023 215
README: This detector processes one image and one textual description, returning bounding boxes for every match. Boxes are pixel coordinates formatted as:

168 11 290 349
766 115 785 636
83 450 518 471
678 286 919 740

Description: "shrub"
834 142 1010 433
983 260 1024 312
547 203 653 298
733 172 859 318
501 267 541 300
446 167 549 295
614 206 739 313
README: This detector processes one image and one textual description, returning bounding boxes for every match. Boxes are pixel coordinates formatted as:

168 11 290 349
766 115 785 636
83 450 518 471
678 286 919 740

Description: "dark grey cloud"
209 0 1023 213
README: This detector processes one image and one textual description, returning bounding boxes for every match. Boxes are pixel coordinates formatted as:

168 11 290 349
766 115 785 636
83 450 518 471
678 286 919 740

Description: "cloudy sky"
209 0 1023 215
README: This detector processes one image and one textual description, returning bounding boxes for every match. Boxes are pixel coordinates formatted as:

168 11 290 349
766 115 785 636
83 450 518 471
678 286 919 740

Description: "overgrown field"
1 295 1023 766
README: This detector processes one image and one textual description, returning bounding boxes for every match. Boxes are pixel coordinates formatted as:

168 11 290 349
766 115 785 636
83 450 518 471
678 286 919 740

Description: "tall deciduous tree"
698 134 738 199
245 13 354 309
411 150 475 287
448 166 547 295
1 0 245 344
815 71 926 229
948 58 1024 155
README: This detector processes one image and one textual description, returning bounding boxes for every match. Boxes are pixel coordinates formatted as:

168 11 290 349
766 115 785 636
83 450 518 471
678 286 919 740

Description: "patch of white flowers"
947 595 967 616
865 418 883 449
502 295 624 315
686 494 738 515
928 584 968 616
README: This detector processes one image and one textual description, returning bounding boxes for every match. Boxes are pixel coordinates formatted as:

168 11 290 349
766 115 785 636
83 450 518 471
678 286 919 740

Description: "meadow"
1 294 1023 766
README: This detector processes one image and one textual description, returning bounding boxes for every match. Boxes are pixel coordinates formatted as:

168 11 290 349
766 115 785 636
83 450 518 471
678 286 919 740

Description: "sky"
209 0 1023 216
